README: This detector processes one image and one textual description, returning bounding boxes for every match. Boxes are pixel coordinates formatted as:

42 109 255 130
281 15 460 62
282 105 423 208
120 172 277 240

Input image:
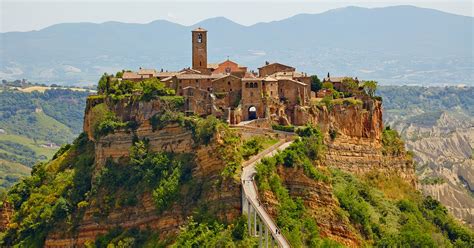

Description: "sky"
1 0 472 32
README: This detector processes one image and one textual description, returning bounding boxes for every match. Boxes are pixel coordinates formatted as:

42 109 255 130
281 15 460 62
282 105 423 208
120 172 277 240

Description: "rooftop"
192 27 207 32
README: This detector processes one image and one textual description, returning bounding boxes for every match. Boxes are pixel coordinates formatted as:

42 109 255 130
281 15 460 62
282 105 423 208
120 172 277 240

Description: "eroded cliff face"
44 97 241 247
261 166 361 247
387 111 474 227
258 99 417 247
302 99 416 185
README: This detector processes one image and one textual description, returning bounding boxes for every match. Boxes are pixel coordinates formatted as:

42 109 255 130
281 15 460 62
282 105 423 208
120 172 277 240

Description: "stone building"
126 27 314 125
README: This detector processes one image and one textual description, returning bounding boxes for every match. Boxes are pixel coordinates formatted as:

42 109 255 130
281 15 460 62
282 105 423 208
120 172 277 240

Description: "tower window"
197 34 202 43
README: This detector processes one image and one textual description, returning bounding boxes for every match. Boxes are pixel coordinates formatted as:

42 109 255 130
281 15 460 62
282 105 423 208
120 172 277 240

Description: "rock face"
46 96 417 246
277 167 361 247
259 98 416 247
44 97 242 247
387 111 474 227
304 99 416 185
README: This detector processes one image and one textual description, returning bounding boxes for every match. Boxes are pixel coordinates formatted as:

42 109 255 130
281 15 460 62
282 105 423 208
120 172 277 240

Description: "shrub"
140 78 175 101
382 127 405 156
241 138 264 160
94 113 128 139
272 124 295 132
322 82 334 90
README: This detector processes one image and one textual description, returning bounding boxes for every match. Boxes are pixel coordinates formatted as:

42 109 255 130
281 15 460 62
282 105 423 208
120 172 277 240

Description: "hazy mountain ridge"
1 5 472 85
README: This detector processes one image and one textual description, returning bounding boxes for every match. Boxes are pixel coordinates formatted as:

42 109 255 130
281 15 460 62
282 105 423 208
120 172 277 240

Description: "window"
197 34 202 43
271 91 273 96
225 68 231 73
228 81 230 85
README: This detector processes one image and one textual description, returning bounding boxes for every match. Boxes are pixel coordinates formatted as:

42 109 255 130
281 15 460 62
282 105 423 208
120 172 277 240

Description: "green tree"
310 75 322 92
363 80 378 97
322 82 334 90
342 78 359 93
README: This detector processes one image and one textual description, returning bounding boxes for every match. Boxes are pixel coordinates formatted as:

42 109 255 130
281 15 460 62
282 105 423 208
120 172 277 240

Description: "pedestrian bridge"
241 140 293 248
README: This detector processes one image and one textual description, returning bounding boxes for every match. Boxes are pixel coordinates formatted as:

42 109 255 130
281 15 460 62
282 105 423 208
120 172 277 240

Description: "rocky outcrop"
44 96 242 247
278 167 361 247
299 99 416 185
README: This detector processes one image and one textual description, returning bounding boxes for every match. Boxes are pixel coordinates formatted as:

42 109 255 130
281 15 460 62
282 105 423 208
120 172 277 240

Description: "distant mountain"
1 5 472 85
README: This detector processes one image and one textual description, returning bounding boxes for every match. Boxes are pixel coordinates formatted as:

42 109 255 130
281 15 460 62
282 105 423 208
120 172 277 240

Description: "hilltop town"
107 27 375 126
2 27 472 248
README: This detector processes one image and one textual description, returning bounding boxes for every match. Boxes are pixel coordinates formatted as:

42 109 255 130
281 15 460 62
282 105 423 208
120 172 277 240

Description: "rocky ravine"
386 111 474 228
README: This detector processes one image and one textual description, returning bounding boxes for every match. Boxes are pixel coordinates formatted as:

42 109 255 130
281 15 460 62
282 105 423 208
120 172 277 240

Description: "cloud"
62 65 81 73
0 67 24 80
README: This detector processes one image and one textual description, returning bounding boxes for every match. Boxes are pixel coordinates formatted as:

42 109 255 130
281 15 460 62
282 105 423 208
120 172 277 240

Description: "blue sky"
1 0 472 32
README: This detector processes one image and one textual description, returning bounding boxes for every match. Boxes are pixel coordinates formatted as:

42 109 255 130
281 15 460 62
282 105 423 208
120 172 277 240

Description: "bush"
241 138 264 160
140 78 175 101
94 113 128 139
94 141 193 212
272 124 295 132
382 127 405 156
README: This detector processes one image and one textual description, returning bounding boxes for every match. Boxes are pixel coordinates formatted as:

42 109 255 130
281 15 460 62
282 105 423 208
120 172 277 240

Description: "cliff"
44 96 242 247
2 95 424 247
300 98 416 185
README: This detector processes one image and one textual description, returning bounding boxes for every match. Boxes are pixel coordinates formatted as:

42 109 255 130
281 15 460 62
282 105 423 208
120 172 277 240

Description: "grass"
363 171 418 201
0 111 74 145
0 159 31 191
0 133 56 159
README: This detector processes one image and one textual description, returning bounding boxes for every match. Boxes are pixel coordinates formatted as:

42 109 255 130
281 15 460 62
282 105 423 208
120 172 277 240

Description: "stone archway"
248 106 257 120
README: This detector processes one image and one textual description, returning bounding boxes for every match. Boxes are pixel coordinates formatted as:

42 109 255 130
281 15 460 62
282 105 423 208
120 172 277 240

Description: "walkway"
241 139 294 248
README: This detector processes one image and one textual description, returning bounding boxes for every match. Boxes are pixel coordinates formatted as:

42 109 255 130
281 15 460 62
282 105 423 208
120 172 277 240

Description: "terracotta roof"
211 74 241 82
323 76 349 83
207 63 219 69
179 68 202 74
218 59 239 66
242 77 263 81
157 72 180 77
122 71 146 80
138 69 157 76
244 72 258 78
278 78 307 86
192 27 207 32
258 62 295 70
263 76 278 82
176 73 225 80
271 71 307 78
161 76 173 82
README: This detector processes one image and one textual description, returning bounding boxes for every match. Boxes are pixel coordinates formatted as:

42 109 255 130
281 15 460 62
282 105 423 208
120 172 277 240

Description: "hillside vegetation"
0 88 91 192
254 126 473 247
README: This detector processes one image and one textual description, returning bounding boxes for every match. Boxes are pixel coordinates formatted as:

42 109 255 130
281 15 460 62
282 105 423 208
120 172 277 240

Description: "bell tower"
192 27 208 73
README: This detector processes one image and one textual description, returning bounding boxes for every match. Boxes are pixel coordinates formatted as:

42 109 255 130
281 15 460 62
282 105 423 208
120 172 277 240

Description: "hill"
1 5 472 85
0 76 472 247
379 86 474 228
0 87 91 192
